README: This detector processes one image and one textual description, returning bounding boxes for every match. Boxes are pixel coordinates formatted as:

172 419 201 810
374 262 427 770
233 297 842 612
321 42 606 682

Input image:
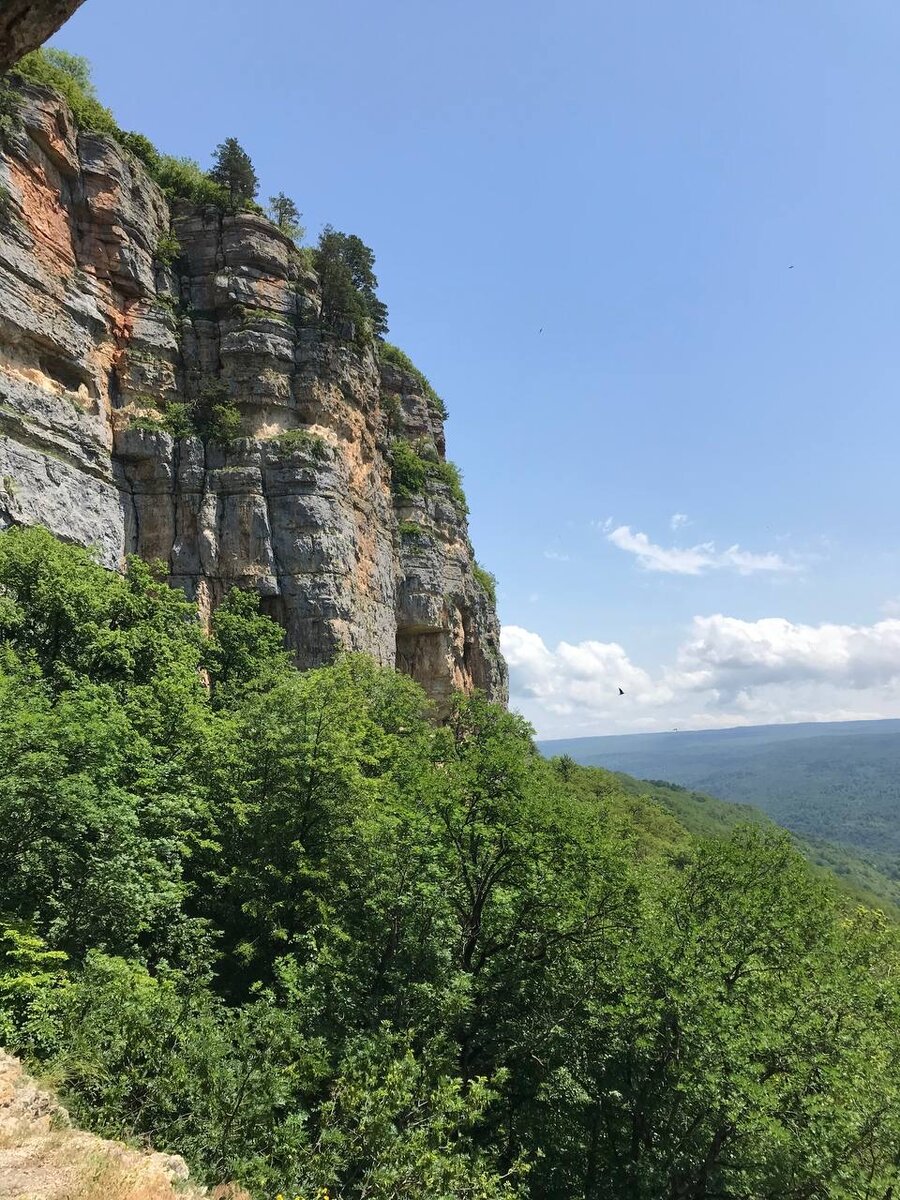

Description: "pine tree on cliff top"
209 137 258 208
268 192 304 241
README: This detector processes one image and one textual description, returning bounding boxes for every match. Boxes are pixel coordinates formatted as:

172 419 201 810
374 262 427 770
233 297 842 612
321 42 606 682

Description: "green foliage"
473 563 497 606
0 182 12 229
389 440 428 499
381 391 403 436
155 229 181 267
149 153 229 207
10 51 229 208
268 192 304 242
314 226 388 342
204 401 242 444
430 458 468 514
128 413 167 433
237 305 290 327
390 440 468 515
202 588 290 704
398 520 426 539
4 527 900 1199
268 428 331 460
14 49 119 136
378 343 448 419
0 921 67 1042
129 387 240 444
209 137 259 209
130 400 194 440
185 380 240 444
0 76 22 152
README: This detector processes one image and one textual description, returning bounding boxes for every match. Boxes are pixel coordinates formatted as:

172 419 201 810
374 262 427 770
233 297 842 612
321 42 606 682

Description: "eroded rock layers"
0 83 507 705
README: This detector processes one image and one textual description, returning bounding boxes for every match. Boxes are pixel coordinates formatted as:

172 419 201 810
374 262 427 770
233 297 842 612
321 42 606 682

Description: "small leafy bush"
161 401 194 439
381 392 403 436
152 155 229 206
0 183 13 229
270 429 331 460
398 520 426 539
430 459 468 515
205 401 241 444
390 441 468 515
390 441 428 500
378 343 448 420
473 563 498 606
155 229 181 267
0 78 22 153
238 306 290 327
130 399 194 439
129 414 167 434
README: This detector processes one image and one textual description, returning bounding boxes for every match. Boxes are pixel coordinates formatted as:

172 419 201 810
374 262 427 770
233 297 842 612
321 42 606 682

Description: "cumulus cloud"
502 615 900 737
606 525 794 576
670 512 689 530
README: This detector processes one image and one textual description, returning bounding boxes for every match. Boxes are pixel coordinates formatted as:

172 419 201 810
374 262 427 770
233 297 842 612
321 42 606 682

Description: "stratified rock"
0 82 508 707
0 0 87 72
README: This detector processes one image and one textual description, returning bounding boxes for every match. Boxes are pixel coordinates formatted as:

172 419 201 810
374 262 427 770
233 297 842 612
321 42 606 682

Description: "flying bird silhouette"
618 687 625 696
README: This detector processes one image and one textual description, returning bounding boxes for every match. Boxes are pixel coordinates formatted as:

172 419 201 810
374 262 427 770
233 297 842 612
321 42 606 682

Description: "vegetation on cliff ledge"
5 49 457 423
1 526 900 1199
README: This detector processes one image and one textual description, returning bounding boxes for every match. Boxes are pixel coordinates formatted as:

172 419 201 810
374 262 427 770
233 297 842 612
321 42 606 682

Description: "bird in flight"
618 687 625 696
789 265 794 270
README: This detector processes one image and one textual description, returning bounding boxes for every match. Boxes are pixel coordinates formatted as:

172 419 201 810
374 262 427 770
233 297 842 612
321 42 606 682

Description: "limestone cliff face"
0 82 507 706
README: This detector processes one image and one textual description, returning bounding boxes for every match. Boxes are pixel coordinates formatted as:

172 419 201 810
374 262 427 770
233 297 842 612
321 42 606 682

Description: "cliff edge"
0 79 507 706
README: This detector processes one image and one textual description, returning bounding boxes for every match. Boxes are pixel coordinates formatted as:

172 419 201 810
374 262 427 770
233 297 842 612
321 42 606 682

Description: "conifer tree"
208 137 258 208
267 192 304 241
315 225 388 339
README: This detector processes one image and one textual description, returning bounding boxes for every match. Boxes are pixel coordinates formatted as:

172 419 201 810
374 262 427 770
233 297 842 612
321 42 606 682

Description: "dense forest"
2 527 900 1198
605 773 900 916
542 725 900 865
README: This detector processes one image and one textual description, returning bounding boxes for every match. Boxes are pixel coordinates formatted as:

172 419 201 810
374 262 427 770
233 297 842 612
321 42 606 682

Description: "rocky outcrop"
0 82 507 706
0 1050 219 1200
0 0 87 73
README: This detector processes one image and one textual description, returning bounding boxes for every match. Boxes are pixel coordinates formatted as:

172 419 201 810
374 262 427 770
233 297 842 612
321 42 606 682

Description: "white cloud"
543 550 570 562
606 525 794 576
670 512 689 530
502 615 900 737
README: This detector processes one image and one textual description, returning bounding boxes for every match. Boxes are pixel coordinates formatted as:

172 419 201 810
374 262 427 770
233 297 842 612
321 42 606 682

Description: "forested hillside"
604 772 900 916
539 724 900 861
2 527 900 1198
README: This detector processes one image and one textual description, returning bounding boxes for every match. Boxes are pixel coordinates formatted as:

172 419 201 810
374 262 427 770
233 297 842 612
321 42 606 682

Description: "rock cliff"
0 0 86 73
0 81 507 706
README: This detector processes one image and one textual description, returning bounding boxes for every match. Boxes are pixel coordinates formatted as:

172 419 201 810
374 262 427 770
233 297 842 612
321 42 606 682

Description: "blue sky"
53 0 900 735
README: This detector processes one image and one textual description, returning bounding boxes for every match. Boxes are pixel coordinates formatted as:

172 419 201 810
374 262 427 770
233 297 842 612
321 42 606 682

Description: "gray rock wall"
0 82 507 706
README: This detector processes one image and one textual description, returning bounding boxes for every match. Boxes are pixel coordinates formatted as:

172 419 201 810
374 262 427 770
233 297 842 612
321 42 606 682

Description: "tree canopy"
268 191 304 241
209 136 259 208
2 525 900 1200
315 225 389 340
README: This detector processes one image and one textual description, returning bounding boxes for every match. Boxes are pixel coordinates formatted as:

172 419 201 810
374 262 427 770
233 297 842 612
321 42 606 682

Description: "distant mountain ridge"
539 717 900 862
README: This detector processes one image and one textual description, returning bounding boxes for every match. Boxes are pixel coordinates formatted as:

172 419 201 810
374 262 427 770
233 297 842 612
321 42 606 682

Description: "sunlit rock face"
0 83 507 705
